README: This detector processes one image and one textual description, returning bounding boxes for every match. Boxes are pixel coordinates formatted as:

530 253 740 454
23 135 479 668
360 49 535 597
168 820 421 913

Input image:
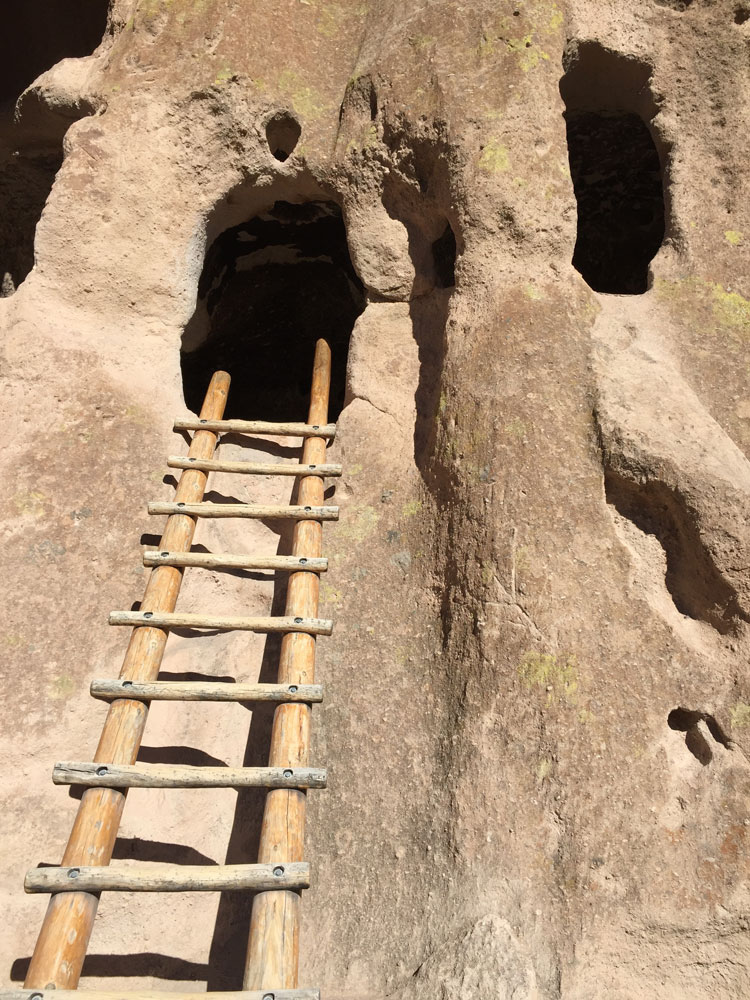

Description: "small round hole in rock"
266 112 301 162
735 6 750 23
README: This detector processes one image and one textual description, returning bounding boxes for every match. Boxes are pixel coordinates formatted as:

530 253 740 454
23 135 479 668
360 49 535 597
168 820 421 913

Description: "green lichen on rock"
213 65 235 85
504 417 527 439
479 138 510 172
334 504 379 545
13 490 49 518
712 283 750 333
49 675 76 700
136 0 163 16
656 276 750 342
346 122 379 157
137 0 208 19
505 33 549 72
277 69 329 120
297 0 367 36
319 581 343 607
518 650 579 705
408 34 437 51
731 702 750 729
477 2 563 71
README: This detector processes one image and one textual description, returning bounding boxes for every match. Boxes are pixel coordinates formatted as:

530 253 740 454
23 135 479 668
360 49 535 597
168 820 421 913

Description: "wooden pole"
107 611 333 635
90 680 324 703
25 862 311 895
146 503 339 520
166 457 343 477
173 419 336 438
24 371 230 990
51 762 327 789
142 552 328 572
244 339 331 990
8 990 321 1000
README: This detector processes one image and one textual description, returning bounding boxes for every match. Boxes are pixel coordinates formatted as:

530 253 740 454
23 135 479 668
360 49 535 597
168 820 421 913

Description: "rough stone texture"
1 2 750 998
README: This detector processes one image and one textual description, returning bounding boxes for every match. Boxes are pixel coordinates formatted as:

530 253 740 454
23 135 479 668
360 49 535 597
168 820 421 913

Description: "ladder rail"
244 339 331 990
23 371 231 990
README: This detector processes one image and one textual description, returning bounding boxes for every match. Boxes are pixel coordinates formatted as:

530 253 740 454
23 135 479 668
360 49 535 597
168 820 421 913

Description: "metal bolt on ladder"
4 338 338 1000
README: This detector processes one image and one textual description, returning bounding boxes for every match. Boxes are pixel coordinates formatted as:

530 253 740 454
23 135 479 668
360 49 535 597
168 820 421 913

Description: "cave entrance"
0 0 109 295
181 201 366 421
560 43 666 294
0 1 109 105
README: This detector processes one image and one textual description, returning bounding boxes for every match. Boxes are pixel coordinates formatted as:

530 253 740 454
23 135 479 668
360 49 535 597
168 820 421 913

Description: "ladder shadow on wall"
10 953 211 986
411 289 453 481
12 517 300 988
204 527 297 990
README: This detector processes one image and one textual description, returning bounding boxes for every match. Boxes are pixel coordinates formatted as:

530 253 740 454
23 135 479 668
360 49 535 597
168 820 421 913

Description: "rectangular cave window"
181 201 366 421
560 42 666 295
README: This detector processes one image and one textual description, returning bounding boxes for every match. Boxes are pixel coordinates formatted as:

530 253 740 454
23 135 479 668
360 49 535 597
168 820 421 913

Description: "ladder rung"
52 762 327 789
24 860 310 894
1 991 320 1000
91 679 324 703
143 551 328 571
168 456 343 477
148 502 339 520
108 611 333 635
174 418 336 438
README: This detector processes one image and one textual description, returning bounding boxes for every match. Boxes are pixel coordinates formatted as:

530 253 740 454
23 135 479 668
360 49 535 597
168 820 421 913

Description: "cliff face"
2 2 750 997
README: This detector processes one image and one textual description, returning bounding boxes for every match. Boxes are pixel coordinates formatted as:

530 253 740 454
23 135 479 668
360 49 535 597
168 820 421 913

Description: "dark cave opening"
565 112 665 294
0 141 61 296
0 0 109 295
181 201 366 421
0 0 109 105
432 223 457 289
560 43 666 295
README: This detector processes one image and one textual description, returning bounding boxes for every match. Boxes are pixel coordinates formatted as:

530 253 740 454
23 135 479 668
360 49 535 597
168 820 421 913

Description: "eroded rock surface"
1 2 750 999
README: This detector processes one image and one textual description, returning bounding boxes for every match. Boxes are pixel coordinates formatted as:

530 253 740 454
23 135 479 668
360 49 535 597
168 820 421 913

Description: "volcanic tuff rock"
1 2 750 998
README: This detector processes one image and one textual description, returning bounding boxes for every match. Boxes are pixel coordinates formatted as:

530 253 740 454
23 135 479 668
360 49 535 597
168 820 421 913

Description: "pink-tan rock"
1 2 749 998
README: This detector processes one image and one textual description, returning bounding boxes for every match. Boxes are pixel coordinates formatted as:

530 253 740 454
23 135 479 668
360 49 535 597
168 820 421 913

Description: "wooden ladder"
6 339 339 1000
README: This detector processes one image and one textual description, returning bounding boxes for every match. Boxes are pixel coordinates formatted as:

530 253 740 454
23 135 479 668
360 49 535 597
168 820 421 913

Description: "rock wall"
2 2 750 998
